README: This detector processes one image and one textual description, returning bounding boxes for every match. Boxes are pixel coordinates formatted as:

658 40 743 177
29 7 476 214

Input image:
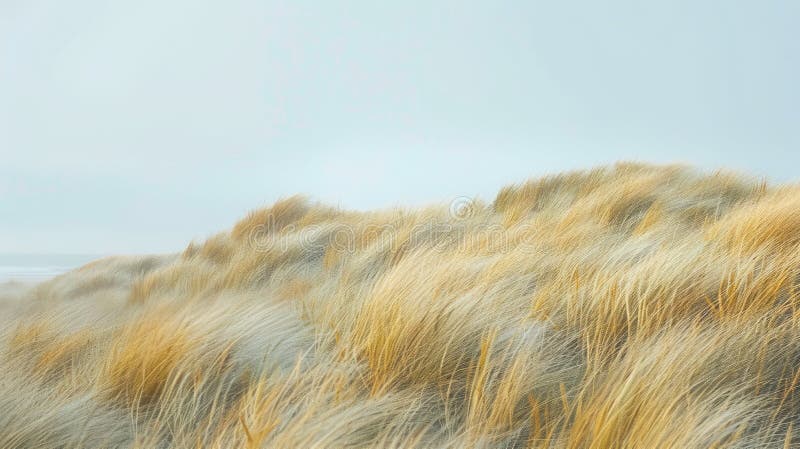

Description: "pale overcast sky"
1 0 798 254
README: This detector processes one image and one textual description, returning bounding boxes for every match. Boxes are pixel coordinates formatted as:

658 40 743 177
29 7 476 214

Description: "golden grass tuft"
231 195 310 241
707 188 800 253
101 310 206 407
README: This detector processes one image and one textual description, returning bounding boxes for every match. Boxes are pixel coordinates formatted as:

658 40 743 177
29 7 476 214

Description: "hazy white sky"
1 0 798 254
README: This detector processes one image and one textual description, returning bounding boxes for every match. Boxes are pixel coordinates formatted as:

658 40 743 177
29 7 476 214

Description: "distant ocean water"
0 254 103 283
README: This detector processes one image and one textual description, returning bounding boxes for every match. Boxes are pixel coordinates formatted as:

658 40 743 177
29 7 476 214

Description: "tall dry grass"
1 163 799 448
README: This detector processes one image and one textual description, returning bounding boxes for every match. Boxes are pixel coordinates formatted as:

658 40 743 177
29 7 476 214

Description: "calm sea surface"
0 254 103 283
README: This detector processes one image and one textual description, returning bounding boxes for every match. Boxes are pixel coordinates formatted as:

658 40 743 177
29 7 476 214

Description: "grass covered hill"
2 163 800 448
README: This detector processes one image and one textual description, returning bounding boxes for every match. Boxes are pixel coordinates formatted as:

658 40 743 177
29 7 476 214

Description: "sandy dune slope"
2 163 800 448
